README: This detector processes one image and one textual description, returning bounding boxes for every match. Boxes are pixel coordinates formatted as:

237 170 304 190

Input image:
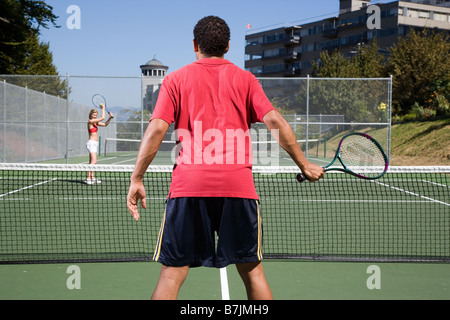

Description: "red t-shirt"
150 58 276 199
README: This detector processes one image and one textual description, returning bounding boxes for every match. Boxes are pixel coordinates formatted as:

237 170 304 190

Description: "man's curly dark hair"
193 16 230 57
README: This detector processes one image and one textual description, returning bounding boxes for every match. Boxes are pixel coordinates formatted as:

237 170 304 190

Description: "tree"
309 41 387 123
354 40 385 78
312 49 359 78
0 0 59 74
386 28 450 115
0 0 66 96
312 40 385 78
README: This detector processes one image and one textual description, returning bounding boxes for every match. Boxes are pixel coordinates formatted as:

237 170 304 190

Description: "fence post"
306 75 310 159
66 73 70 164
140 73 144 140
25 86 28 162
43 91 46 161
388 75 393 162
3 80 6 162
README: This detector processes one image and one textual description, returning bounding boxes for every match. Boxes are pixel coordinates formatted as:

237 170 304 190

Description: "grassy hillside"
389 118 450 165
309 118 449 166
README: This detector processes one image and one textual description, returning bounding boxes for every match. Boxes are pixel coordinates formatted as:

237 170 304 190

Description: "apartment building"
244 0 450 77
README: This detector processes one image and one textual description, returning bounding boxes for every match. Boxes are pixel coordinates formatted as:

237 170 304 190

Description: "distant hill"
107 106 140 122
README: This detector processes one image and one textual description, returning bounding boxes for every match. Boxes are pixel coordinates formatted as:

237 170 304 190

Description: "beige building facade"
245 0 450 77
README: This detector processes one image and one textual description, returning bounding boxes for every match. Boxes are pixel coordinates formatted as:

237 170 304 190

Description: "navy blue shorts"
153 197 263 268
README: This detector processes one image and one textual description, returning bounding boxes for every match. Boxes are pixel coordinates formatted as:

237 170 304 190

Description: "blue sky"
38 0 392 108
41 0 392 76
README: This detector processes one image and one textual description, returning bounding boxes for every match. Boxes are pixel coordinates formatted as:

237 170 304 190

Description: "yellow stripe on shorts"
153 207 167 262
256 200 263 261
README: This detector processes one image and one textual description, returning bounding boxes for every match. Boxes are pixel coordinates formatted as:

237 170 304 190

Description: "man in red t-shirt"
127 16 324 300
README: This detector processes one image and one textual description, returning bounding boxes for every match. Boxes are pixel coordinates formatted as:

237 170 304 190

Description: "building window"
434 12 448 22
408 9 419 18
247 66 262 74
264 33 285 44
246 36 263 46
264 64 284 73
419 11 430 19
301 43 315 53
246 52 263 61
388 8 399 16
264 48 286 58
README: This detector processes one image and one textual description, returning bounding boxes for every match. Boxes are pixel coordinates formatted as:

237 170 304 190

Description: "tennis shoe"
93 179 102 184
85 179 94 185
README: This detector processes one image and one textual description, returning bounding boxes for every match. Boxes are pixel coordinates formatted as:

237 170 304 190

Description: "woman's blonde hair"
89 109 98 119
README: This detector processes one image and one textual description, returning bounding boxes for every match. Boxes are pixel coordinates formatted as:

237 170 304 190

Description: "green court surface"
0 261 449 300
1 151 448 301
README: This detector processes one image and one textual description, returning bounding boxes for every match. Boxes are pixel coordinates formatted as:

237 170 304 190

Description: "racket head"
92 94 106 109
334 132 389 179
296 132 389 183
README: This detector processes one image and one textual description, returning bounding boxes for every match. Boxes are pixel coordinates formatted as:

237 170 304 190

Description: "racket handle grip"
296 173 307 183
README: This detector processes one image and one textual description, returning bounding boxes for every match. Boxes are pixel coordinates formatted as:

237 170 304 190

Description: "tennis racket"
92 94 112 116
297 132 389 182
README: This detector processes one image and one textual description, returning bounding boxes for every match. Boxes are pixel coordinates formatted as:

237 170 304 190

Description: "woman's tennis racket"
92 94 112 116
297 132 389 182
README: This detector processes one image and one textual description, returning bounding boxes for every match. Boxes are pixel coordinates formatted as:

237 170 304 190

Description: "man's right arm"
127 119 170 220
263 110 324 182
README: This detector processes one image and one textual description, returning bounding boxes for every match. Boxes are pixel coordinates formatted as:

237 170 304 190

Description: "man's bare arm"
127 119 170 220
263 110 324 182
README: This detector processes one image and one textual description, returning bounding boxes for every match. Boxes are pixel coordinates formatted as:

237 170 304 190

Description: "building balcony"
283 68 301 77
283 51 299 62
336 21 366 31
284 35 301 46
261 35 301 46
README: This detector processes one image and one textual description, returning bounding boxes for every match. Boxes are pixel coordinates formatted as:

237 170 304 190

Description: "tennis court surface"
0 163 449 300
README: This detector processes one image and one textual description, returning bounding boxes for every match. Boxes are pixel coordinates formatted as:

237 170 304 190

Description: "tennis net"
0 163 448 264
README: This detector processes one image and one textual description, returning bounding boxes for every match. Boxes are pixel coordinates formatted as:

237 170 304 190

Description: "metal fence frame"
1 74 392 163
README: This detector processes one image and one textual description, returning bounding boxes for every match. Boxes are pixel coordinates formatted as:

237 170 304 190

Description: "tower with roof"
140 56 169 112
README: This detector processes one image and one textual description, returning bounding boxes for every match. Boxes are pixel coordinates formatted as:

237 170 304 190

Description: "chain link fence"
0 74 391 164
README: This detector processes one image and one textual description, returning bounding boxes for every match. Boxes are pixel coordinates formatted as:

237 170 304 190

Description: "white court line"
96 156 119 162
217 235 230 300
421 179 450 189
374 180 450 207
0 178 57 198
114 157 137 165
220 267 230 300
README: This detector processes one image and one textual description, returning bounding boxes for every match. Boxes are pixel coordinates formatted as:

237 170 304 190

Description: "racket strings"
340 135 386 178
92 96 106 108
